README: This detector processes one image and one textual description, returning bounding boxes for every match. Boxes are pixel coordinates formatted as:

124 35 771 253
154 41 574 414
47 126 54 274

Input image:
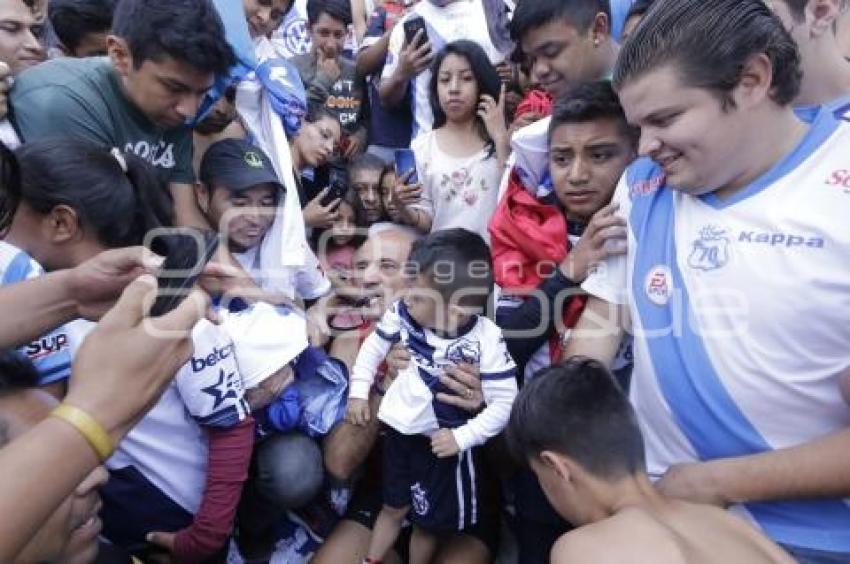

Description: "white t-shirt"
234 243 331 301
411 130 503 243
350 299 518 452
582 112 850 552
381 0 509 140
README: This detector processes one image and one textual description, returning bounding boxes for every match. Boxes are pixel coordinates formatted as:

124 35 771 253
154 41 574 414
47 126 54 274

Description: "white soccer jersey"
582 112 850 552
0 242 71 386
350 299 518 452
107 319 250 513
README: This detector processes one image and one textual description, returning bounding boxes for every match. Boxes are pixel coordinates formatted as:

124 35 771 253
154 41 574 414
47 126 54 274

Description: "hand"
559 203 627 283
392 169 423 207
303 187 341 229
66 246 162 321
656 461 729 507
495 61 515 85
509 111 545 137
345 397 371 426
478 83 508 147
64 275 208 444
385 343 411 380
306 294 338 347
436 363 484 413
145 531 176 563
431 428 460 458
0 62 11 119
343 134 363 160
398 30 432 80
317 49 341 82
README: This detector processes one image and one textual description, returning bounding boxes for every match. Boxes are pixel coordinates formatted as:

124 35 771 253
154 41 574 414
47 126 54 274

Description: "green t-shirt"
10 57 193 184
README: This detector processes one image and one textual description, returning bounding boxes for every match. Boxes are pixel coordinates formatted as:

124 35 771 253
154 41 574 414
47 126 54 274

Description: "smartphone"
150 229 220 317
403 15 428 48
320 168 348 206
394 148 418 184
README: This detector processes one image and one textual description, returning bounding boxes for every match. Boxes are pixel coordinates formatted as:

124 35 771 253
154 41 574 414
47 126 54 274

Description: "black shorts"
381 426 484 533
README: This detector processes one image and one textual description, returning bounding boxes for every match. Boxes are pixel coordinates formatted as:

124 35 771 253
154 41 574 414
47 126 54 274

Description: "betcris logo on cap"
191 343 235 373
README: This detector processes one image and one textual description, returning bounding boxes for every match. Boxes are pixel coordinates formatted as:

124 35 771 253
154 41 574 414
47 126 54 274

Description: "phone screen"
150 229 220 317
394 149 418 184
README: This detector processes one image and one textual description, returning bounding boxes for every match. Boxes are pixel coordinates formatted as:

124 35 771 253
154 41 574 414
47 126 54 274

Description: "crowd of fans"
0 0 848 563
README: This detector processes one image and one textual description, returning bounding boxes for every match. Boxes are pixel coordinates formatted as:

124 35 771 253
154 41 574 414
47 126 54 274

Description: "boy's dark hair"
0 350 40 449
511 0 611 43
506 357 645 480
306 0 351 26
614 0 802 109
305 101 336 124
348 153 384 178
624 0 655 22
405 228 493 310
49 0 116 53
111 0 235 75
549 80 638 145
429 40 502 158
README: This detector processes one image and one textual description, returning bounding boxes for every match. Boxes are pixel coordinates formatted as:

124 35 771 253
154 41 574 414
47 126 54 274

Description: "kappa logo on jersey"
688 225 730 272
644 265 673 306
825 169 850 193
737 231 824 249
25 334 69 360
445 338 481 365
411 482 430 516
191 344 235 373
201 367 242 409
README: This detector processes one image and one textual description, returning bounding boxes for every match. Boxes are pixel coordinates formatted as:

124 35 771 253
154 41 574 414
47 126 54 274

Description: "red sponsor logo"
825 169 850 190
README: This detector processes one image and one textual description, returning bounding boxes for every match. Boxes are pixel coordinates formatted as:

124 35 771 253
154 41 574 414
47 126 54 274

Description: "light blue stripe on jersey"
699 110 840 210
1 250 36 285
0 246 72 385
629 183 850 552
795 92 850 123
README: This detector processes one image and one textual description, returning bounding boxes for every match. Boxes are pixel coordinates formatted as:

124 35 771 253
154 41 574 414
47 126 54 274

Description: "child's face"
437 53 479 123
330 201 357 246
204 183 278 252
380 171 403 222
403 275 470 333
549 118 634 223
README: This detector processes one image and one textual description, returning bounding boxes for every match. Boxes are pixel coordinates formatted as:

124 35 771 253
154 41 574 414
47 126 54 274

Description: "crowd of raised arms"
0 0 848 563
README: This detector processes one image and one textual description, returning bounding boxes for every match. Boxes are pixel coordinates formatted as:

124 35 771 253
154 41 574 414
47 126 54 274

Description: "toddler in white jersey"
346 228 518 564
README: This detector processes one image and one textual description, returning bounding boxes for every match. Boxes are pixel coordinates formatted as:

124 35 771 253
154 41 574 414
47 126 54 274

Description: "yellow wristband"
51 404 113 462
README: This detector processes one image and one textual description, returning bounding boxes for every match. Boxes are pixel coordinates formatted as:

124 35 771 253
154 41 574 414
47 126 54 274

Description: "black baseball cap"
200 139 284 194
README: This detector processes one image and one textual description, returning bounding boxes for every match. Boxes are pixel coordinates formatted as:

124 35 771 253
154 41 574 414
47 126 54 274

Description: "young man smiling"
566 0 850 561
510 0 617 100
10 0 234 229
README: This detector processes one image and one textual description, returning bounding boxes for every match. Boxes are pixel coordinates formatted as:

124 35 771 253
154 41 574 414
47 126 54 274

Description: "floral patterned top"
410 130 503 243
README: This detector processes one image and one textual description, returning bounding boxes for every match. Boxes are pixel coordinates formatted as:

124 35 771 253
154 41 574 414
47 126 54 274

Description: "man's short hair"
779 0 808 21
510 0 611 43
0 350 40 448
348 153 384 178
613 0 802 109
306 0 351 26
549 80 638 145
405 228 493 310
506 357 645 480
111 0 235 75
49 0 115 53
